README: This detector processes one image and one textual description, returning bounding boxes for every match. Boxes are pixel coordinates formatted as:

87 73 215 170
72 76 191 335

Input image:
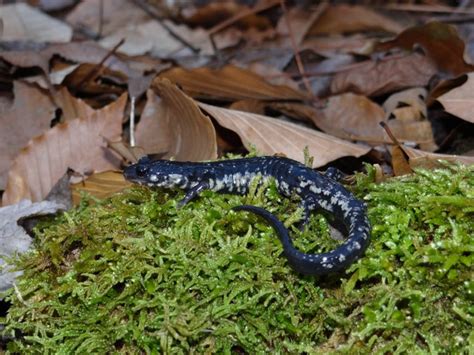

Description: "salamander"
123 156 371 275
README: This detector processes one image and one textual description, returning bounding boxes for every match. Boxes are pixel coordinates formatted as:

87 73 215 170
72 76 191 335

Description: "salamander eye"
136 165 149 177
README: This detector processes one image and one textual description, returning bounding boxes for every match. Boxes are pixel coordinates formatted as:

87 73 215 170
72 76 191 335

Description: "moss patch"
2 164 473 353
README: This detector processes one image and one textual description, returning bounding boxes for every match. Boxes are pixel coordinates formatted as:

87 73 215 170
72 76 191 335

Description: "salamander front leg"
296 199 315 231
177 181 210 207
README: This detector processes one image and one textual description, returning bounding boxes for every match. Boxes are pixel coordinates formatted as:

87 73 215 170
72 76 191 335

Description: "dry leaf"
0 199 65 291
71 171 130 206
2 95 127 205
137 82 217 161
383 88 427 121
0 82 56 189
376 21 474 77
198 103 370 167
309 5 405 35
0 3 72 42
437 72 474 124
391 145 413 176
403 146 474 168
54 87 96 122
331 53 437 97
159 65 308 101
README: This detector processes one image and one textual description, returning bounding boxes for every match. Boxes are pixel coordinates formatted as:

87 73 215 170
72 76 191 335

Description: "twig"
379 121 402 146
75 38 125 91
129 96 136 147
279 0 313 98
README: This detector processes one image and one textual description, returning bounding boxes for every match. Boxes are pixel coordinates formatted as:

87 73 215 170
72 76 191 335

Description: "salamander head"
123 156 188 188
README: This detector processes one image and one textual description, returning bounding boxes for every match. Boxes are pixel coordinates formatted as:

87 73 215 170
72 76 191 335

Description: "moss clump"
2 164 473 353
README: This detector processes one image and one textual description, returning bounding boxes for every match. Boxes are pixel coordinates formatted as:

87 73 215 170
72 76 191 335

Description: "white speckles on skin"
338 254 346 262
149 174 158 182
322 256 328 262
352 241 361 250
309 185 322 194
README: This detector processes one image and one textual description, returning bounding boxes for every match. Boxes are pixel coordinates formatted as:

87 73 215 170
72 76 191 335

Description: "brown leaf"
309 5 404 35
313 93 436 150
376 21 474 77
437 73 474 124
403 146 474 168
71 171 130 206
0 82 56 189
198 103 370 167
54 87 96 122
2 95 127 206
331 53 437 97
0 3 72 42
137 82 217 161
391 146 413 176
0 42 137 79
158 65 309 101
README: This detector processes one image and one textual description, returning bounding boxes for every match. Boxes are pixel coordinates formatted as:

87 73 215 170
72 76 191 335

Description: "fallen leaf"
0 200 64 291
437 72 474 123
159 65 308 101
403 146 474 168
2 95 127 205
309 5 405 35
71 171 130 206
0 3 72 42
391 145 413 176
0 42 137 79
0 81 56 189
54 87 96 122
376 21 474 77
198 102 370 167
383 88 427 121
331 52 437 97
137 82 217 161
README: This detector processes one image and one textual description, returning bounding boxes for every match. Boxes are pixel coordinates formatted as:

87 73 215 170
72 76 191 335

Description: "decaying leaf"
383 88 427 121
331 53 437 97
2 95 127 206
138 81 217 161
198 102 370 167
376 21 474 77
0 82 56 189
0 199 65 291
437 72 474 124
309 4 405 35
159 65 308 101
0 2 72 42
71 171 130 206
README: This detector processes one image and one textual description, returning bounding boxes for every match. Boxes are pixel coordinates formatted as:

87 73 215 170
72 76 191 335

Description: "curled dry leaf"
437 72 474 124
0 3 72 42
309 4 404 35
137 81 217 161
376 21 474 77
2 95 127 206
71 171 130 206
331 53 437 97
383 88 428 121
159 65 308 101
198 103 370 167
0 82 56 189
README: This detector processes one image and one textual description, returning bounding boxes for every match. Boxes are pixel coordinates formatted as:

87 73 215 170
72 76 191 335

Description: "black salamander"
123 156 371 275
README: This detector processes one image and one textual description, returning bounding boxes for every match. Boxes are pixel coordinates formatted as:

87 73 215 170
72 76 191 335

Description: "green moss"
1 163 473 353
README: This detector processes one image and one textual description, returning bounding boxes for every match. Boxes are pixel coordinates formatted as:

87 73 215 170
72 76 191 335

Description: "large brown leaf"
137 80 217 161
437 73 474 124
159 65 309 101
331 52 437 97
309 5 404 35
198 103 369 167
0 82 56 189
2 95 127 206
376 21 474 77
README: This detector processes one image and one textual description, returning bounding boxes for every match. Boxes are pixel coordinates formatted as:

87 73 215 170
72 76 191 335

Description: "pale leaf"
437 72 474 124
2 95 127 205
198 103 369 167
